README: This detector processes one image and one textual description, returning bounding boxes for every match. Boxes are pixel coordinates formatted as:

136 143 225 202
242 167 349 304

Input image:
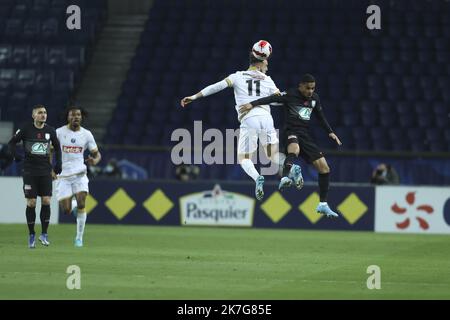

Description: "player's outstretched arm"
180 92 204 107
180 78 230 107
248 93 286 109
238 92 286 114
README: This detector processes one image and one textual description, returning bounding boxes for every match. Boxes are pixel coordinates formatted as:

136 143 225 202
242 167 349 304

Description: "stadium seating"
2 0 448 185
97 0 450 184
111 0 449 155
0 0 107 125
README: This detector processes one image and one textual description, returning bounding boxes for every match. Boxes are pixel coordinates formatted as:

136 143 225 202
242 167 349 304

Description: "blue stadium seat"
10 4 28 19
0 69 16 90
417 115 434 128
4 19 23 41
0 45 12 66
391 140 410 151
361 112 377 127
34 70 53 92
372 139 390 151
388 128 404 141
444 128 450 142
425 128 441 143
47 46 65 67
10 45 29 67
41 18 59 42
23 19 41 42
16 69 35 91
102 0 449 160
53 70 73 92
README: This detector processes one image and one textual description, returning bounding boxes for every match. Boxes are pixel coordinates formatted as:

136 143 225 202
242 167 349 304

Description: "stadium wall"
0 177 59 224
2 177 448 234
56 179 449 234
59 179 375 231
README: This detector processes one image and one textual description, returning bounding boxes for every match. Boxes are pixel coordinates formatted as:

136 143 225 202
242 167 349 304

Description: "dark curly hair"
64 105 88 123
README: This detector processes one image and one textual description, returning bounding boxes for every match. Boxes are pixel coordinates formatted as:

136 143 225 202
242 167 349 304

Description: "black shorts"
23 174 53 198
284 128 325 163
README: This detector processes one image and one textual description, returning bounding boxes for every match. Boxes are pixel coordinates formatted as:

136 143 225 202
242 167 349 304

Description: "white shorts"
238 115 279 155
55 173 89 201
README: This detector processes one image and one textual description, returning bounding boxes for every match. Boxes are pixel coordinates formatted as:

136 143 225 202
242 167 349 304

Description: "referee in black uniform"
7 105 62 248
239 74 341 218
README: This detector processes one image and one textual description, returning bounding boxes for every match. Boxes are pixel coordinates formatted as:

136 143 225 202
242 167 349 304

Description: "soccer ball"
251 40 272 60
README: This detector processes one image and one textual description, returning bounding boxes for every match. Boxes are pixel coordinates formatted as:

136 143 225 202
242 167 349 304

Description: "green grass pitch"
1 224 449 299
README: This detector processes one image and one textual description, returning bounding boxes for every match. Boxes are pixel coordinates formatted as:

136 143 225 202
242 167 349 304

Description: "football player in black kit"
6 105 62 248
239 74 342 218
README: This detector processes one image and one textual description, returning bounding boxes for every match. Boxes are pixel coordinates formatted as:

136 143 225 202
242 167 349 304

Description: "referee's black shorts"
283 127 325 164
23 174 53 198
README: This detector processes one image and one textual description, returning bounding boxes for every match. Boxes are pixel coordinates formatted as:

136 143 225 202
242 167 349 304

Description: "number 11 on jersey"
246 80 261 96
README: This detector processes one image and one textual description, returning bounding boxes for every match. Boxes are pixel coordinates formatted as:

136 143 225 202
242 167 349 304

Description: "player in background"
6 105 62 248
55 106 101 247
180 41 302 200
239 74 341 218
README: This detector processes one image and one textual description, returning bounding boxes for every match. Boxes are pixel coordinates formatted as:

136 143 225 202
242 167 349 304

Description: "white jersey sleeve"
86 130 98 152
198 72 238 98
200 79 229 97
225 72 238 87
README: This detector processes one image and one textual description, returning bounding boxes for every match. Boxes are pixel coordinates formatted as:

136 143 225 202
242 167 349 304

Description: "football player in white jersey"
55 106 101 247
181 44 296 200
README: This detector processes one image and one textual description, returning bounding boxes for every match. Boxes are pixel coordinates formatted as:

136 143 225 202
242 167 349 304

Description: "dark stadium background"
0 0 449 185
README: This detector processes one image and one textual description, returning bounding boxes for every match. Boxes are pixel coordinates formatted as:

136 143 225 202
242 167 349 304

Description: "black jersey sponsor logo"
298 107 312 120
31 142 49 155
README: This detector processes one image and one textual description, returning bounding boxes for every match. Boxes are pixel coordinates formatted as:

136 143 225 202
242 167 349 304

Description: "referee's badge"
45 133 50 140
